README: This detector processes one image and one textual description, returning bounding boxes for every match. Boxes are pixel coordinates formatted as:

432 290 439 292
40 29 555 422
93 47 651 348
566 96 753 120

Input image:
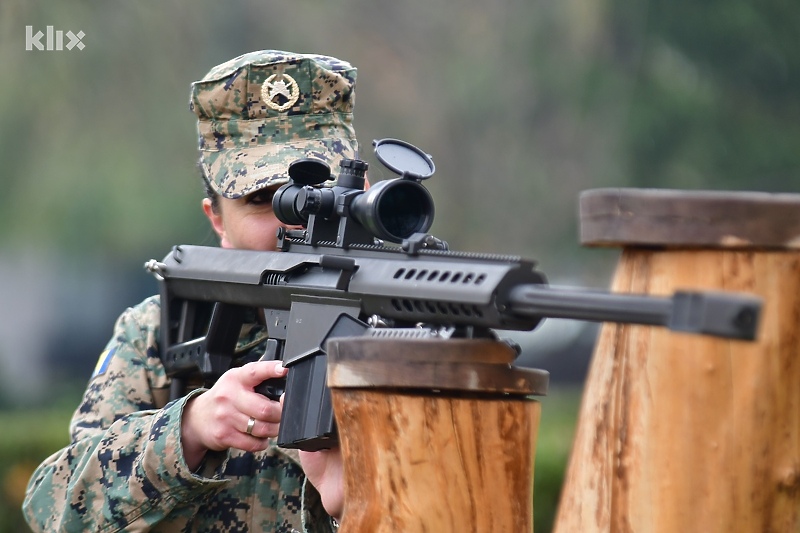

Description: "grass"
534 386 582 533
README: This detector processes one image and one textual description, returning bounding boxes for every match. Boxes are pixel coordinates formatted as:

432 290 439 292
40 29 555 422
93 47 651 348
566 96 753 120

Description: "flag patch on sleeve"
92 347 117 377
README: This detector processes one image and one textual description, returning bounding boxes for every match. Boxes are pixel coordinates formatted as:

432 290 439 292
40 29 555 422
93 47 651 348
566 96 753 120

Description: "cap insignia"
261 73 300 112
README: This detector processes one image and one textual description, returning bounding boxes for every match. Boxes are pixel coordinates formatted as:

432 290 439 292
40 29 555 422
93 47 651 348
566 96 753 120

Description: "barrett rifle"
146 139 762 451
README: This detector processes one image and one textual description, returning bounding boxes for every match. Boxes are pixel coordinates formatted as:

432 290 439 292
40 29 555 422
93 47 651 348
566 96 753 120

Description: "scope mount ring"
372 138 435 181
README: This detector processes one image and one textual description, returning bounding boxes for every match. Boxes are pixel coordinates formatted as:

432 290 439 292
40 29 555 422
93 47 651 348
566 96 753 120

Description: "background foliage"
2 0 798 530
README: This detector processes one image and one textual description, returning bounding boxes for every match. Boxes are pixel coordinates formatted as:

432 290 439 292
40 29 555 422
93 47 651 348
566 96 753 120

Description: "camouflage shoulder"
90 294 162 382
125 294 162 324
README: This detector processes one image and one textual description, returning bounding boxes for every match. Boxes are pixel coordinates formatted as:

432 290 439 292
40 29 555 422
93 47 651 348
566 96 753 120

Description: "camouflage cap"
190 50 358 198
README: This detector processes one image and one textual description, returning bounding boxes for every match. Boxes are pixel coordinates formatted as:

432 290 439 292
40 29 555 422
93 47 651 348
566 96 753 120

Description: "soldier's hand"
180 361 288 470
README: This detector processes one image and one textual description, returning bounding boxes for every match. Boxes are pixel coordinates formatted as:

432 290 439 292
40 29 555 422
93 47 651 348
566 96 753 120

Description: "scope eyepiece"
273 185 306 225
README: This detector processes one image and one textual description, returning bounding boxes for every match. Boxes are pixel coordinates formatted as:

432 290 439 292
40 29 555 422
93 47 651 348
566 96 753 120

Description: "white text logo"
26 26 85 51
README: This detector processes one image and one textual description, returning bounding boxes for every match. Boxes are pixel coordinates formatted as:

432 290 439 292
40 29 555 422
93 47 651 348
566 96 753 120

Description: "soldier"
23 50 353 532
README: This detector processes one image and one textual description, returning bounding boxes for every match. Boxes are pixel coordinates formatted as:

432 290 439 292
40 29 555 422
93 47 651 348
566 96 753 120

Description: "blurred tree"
611 0 800 191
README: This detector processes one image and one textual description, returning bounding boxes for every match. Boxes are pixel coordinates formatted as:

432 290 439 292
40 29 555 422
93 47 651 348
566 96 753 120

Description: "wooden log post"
554 189 800 533
326 337 549 532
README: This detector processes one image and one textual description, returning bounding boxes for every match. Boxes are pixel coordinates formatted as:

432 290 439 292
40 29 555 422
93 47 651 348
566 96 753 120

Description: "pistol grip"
254 377 286 402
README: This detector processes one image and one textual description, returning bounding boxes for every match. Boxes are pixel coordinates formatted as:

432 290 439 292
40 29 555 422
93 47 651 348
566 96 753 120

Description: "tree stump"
554 188 800 533
326 337 549 532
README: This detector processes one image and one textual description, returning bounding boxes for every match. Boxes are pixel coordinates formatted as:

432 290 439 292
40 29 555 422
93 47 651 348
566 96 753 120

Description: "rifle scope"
273 139 436 244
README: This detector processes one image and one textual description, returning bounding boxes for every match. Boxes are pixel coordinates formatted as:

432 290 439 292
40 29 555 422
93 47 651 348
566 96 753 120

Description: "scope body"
273 155 435 246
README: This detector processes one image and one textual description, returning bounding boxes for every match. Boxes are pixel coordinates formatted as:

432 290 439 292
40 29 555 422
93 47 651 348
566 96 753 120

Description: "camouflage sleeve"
22 296 228 532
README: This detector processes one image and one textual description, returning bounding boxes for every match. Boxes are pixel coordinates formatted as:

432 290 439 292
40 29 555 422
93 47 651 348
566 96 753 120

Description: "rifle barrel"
507 285 761 340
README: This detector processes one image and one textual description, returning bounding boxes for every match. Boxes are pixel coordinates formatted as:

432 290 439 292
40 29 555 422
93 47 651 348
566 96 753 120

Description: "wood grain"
326 338 546 532
554 247 800 532
334 390 541 532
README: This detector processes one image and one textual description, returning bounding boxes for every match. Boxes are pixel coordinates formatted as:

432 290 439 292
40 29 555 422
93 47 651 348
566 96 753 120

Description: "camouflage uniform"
23 50 359 532
24 297 335 532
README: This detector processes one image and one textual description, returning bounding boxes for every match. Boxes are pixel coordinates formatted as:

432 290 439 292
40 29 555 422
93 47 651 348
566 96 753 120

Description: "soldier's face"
202 186 293 251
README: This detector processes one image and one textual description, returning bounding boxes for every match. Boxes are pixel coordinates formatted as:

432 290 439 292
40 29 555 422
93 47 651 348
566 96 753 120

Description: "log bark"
327 338 548 532
555 189 800 533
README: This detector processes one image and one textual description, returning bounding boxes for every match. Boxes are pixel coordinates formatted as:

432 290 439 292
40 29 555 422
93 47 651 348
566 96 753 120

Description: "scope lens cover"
288 159 332 186
372 138 435 180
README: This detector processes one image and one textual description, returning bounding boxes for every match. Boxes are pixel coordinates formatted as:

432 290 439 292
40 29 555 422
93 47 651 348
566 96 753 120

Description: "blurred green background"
2 0 799 531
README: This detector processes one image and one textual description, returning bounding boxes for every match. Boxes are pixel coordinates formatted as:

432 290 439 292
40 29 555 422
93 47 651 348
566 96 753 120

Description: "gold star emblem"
261 73 300 112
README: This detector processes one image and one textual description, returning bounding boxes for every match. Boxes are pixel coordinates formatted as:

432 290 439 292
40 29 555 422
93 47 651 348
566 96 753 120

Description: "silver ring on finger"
246 416 256 436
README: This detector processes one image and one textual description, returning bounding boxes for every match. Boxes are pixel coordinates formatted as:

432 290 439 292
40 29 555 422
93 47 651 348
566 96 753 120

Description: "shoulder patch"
92 347 117 377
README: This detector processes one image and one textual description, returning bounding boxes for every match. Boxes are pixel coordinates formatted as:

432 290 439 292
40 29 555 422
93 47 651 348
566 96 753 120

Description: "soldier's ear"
202 198 230 247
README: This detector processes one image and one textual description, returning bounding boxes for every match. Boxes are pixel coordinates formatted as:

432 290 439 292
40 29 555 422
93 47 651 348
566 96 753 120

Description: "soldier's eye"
247 189 277 206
